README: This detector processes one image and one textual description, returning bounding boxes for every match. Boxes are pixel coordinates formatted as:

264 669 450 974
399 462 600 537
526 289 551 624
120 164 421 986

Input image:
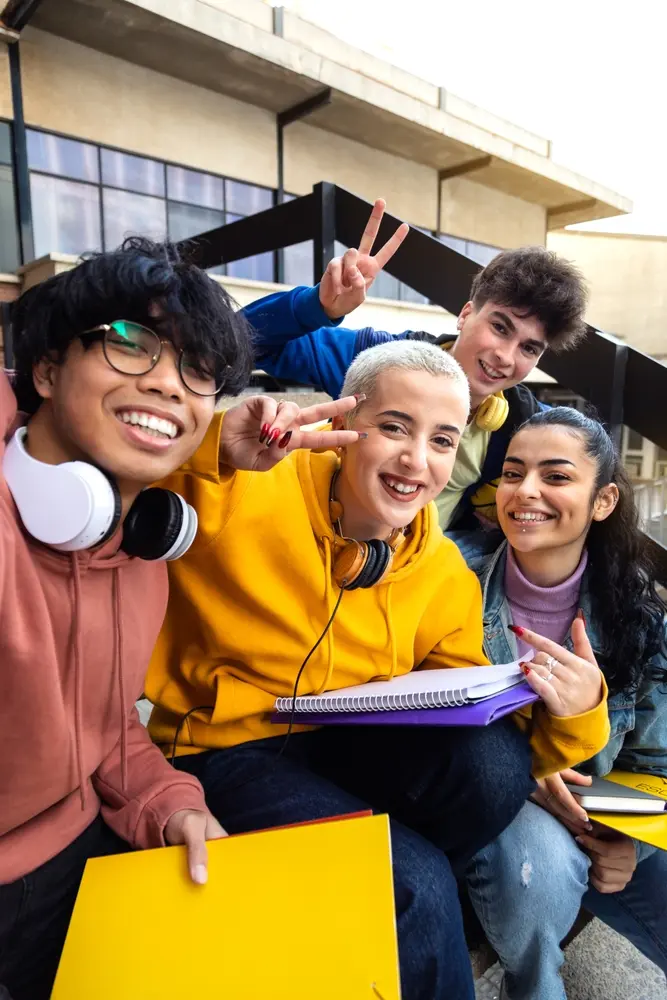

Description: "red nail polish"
259 422 270 444
508 624 525 636
278 430 292 448
577 609 587 626
519 662 531 675
267 429 280 446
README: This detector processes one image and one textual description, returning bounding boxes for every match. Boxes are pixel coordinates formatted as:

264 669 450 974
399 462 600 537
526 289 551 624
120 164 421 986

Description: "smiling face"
496 425 618 565
29 324 215 502
451 300 547 409
333 368 469 540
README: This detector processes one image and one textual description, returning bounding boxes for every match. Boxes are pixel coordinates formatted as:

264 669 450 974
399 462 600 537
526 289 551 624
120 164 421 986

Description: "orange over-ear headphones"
329 472 403 590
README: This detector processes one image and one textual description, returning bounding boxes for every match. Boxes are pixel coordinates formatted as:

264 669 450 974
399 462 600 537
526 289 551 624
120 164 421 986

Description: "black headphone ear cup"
122 488 186 561
349 539 390 590
97 479 122 547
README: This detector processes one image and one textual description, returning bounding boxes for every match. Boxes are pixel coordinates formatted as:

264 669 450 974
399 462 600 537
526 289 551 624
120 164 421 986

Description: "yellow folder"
52 813 401 1000
588 770 667 850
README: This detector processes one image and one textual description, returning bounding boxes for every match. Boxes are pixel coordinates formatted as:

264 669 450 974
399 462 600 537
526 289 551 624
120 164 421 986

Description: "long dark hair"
515 407 666 695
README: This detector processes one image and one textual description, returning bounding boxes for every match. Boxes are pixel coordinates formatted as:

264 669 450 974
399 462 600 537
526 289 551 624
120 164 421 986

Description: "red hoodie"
0 371 207 882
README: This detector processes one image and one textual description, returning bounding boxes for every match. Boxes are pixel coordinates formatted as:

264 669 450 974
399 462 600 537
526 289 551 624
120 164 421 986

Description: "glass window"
0 122 12 166
27 130 99 182
439 233 467 255
167 166 223 210
102 188 166 250
225 179 272 216
0 164 19 272
224 212 274 281
31 174 101 257
368 269 400 301
167 202 224 243
626 428 644 451
399 283 429 306
283 241 313 286
101 149 164 196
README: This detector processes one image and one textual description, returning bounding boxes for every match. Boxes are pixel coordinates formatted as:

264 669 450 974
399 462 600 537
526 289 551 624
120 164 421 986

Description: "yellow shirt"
148 413 611 777
435 419 491 530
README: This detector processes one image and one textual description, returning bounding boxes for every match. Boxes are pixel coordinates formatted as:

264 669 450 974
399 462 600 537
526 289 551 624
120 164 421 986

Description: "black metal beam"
182 193 316 270
623 347 667 452
8 42 34 264
538 326 627 448
1 301 14 369
1 0 47 31
334 185 480 315
312 181 336 283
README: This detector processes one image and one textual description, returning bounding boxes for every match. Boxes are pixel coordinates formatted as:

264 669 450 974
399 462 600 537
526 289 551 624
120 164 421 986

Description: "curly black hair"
11 237 254 413
470 247 588 352
516 407 667 695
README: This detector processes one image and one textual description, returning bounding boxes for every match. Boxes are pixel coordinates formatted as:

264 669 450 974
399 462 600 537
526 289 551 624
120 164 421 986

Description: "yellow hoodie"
148 415 610 777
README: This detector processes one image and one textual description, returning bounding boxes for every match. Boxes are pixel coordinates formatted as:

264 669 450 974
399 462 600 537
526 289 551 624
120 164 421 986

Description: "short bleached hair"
340 339 470 423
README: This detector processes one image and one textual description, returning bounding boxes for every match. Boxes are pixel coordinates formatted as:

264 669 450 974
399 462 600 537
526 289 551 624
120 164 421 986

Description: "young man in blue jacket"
243 243 588 559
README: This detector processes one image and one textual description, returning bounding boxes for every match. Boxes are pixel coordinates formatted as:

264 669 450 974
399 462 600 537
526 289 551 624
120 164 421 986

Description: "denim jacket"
479 542 667 860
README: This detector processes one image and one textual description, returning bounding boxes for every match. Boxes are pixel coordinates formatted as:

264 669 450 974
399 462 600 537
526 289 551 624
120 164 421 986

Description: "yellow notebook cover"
52 813 401 1000
588 770 667 850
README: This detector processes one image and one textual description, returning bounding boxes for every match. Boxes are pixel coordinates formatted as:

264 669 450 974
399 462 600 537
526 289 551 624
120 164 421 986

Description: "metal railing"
183 180 665 585
634 479 667 548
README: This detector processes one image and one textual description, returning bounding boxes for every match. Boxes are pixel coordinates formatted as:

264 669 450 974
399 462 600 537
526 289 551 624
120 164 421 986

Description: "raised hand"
220 394 365 472
531 768 593 834
319 198 409 319
509 616 604 717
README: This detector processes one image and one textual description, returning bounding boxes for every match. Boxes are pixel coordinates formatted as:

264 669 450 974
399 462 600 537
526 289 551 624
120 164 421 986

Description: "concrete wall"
547 229 667 358
9 28 547 248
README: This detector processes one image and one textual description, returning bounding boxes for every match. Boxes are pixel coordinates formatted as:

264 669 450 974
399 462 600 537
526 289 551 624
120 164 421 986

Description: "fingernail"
508 624 525 636
354 393 366 402
575 836 584 845
585 822 593 831
259 422 270 444
357 432 368 439
577 609 587 626
267 429 280 447
278 430 292 448
519 662 530 675
192 864 207 885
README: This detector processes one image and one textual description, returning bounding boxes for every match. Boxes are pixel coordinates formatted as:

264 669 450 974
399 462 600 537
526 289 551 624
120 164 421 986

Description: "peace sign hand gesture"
509 616 604 717
319 199 409 319
220 394 364 473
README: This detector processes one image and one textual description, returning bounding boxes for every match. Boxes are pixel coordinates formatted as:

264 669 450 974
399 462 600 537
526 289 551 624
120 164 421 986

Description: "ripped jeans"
466 800 667 1000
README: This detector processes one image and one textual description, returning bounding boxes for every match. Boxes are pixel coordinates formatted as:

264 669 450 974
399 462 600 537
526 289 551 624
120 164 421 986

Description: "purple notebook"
272 682 538 728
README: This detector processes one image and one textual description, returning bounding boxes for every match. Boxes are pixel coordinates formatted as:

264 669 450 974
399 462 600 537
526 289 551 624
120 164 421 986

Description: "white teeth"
480 359 504 379
512 512 549 522
118 410 178 439
385 477 420 495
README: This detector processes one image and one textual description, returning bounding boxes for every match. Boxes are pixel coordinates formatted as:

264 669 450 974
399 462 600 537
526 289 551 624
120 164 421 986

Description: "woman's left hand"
510 618 604 717
220 394 364 472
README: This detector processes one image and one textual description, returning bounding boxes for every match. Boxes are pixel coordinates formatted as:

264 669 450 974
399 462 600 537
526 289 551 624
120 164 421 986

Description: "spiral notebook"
274 658 535 727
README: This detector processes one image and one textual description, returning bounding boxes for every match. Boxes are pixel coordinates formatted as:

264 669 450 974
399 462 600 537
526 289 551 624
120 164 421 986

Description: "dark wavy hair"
11 237 254 414
470 247 588 351
515 407 666 694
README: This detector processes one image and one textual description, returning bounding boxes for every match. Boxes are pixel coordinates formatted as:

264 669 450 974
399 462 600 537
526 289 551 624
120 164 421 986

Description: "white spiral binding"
275 686 468 714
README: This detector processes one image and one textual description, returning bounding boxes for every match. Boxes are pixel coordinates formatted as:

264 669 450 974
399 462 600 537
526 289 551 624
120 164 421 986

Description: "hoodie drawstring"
385 583 398 681
315 538 337 694
70 554 86 810
70 558 127 811
112 568 128 794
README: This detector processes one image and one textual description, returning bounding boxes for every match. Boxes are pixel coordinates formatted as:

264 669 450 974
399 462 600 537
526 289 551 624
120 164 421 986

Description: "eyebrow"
503 456 576 468
378 409 462 435
490 310 546 353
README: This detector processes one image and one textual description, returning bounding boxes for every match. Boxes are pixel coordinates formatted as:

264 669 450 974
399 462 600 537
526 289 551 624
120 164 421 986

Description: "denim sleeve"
612 644 667 778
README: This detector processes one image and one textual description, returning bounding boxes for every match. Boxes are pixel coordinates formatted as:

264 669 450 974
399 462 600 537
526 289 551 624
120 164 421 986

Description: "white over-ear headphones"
3 427 197 560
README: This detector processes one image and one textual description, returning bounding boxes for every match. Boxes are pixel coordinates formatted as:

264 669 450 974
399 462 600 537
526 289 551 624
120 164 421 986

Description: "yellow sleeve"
515 676 611 778
420 566 489 671
159 410 254 547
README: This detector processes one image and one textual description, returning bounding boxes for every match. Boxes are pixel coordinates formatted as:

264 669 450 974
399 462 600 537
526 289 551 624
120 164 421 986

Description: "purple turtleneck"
504 546 588 659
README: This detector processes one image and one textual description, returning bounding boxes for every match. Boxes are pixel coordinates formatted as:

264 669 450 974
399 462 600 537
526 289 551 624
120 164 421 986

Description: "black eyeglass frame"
81 320 222 397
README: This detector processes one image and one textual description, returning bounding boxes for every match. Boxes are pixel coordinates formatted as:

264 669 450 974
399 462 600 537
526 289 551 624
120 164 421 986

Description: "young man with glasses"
0 236 371 1000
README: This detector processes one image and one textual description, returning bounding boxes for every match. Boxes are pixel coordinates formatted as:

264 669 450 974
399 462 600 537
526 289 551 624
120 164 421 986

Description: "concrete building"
0 0 631 398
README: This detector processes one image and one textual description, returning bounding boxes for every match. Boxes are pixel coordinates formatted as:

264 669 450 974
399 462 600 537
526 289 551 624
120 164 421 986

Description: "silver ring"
544 654 559 682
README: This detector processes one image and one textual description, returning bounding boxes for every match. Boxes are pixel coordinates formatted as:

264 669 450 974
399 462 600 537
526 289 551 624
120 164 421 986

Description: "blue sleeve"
259 326 408 399
242 285 341 350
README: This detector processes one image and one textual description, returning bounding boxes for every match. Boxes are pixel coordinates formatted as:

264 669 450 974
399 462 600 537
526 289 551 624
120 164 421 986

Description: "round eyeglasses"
82 320 222 397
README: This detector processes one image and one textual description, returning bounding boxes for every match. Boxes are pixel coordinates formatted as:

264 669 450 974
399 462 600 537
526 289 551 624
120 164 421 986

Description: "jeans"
176 720 534 1000
0 816 130 1000
467 800 667 1000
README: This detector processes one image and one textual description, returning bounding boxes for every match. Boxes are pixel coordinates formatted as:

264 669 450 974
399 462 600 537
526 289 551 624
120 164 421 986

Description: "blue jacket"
243 284 545 531
480 541 667 860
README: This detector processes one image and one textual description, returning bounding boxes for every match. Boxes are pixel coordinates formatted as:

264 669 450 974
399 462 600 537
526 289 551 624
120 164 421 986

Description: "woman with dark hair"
466 407 667 1000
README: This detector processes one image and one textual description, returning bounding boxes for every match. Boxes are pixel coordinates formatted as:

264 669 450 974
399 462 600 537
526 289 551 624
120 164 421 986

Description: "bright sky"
275 0 667 236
